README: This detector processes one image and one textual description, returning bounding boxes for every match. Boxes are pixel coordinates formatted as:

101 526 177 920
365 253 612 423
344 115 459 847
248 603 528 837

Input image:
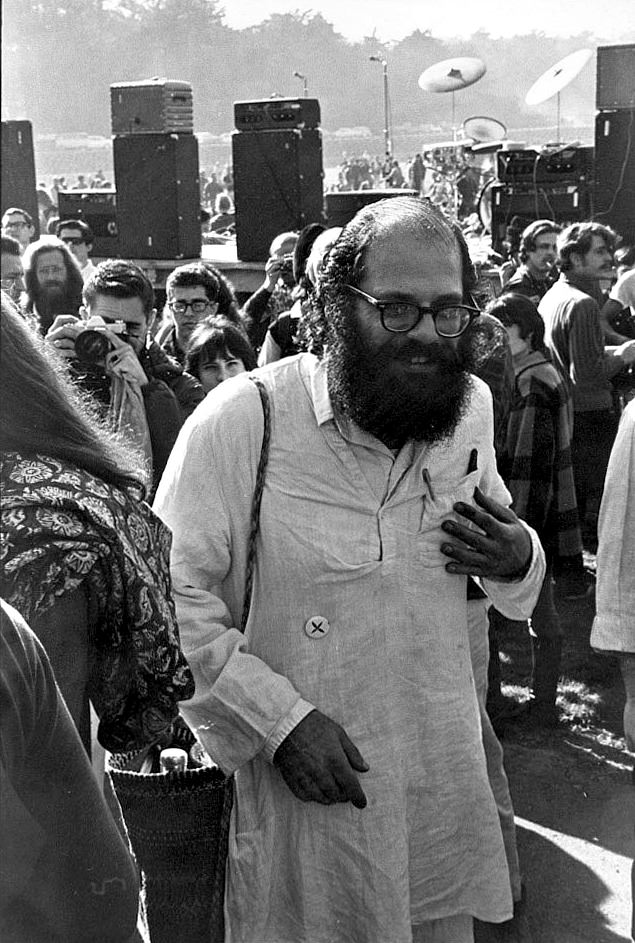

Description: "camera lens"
74 329 112 364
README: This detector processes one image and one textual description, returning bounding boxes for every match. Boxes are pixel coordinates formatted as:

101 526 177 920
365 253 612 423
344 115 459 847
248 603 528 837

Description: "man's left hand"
105 334 148 387
440 487 532 581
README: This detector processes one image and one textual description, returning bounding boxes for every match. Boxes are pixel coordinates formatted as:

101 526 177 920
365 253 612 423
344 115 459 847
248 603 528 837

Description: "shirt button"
304 616 330 638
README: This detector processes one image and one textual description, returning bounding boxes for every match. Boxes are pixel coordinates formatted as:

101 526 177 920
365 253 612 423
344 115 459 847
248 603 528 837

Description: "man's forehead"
88 293 147 320
59 226 83 237
588 235 610 251
366 223 461 268
169 283 209 296
36 250 65 266
3 213 28 225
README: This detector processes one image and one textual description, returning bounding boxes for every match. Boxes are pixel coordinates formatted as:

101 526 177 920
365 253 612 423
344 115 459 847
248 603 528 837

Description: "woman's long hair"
0 296 147 494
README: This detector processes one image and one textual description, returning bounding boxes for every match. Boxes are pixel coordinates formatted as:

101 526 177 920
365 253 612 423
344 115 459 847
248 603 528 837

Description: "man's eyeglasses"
168 299 213 315
60 237 86 247
345 285 480 338
3 220 30 231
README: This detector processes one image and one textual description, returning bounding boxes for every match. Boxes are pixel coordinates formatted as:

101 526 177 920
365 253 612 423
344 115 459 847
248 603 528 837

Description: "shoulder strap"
240 375 271 633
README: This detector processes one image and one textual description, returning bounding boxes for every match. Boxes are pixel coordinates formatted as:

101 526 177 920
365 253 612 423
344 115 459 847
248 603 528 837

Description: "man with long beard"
154 197 545 943
22 236 84 334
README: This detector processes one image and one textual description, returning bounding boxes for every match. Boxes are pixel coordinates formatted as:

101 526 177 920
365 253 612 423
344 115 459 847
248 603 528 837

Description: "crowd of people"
334 147 483 219
1 190 634 942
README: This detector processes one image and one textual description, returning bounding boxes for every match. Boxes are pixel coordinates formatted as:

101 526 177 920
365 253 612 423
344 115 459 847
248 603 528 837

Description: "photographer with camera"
45 260 205 494
241 230 298 353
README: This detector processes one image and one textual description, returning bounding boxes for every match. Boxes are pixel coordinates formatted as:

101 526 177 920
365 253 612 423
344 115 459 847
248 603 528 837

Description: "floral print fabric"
0 452 194 751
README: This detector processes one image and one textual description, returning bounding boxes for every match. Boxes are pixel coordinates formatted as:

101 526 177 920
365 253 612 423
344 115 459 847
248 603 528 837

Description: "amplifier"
57 189 119 258
596 44 635 110
489 182 590 254
111 79 194 135
234 98 321 132
496 146 593 185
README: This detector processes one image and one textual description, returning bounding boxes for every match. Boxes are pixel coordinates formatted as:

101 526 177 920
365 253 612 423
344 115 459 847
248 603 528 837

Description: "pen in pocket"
467 448 478 474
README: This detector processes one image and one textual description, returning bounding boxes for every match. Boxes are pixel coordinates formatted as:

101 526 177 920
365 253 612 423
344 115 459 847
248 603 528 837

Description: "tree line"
2 0 631 139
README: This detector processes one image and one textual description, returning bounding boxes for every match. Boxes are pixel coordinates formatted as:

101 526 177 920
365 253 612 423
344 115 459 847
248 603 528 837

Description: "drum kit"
417 48 594 229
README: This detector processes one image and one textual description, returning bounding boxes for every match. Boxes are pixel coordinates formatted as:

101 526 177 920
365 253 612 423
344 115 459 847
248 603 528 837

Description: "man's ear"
79 304 89 321
147 308 157 335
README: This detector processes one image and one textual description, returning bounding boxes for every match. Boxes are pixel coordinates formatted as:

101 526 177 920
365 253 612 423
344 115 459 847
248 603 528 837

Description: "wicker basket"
108 724 232 943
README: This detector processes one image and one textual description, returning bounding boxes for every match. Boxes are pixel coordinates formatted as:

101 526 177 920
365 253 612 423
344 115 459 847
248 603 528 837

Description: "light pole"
293 71 308 97
369 55 391 159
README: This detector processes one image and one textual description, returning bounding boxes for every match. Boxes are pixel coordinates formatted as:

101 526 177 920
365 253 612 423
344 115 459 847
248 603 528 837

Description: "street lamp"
293 71 308 97
369 55 391 158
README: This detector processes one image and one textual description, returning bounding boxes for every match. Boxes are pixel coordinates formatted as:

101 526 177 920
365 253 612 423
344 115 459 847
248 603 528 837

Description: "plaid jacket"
500 349 582 560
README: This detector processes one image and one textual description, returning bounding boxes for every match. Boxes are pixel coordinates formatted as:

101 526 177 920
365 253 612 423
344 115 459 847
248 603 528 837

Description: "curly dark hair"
298 196 477 358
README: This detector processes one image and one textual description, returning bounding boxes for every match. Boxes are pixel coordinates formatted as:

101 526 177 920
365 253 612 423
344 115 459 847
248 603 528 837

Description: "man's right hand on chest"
273 709 369 809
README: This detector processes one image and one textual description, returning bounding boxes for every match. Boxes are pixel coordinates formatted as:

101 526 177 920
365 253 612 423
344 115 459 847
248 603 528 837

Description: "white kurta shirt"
154 354 545 943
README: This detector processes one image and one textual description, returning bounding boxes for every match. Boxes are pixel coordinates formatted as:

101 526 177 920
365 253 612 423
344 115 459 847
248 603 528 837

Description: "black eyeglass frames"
345 284 480 337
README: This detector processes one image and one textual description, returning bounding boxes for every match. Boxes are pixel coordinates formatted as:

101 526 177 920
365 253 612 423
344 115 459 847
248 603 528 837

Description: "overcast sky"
222 0 634 43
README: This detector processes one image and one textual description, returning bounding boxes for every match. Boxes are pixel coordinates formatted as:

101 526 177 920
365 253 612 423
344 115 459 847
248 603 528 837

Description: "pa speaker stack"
1 120 40 237
111 78 201 259
232 98 325 262
593 44 635 243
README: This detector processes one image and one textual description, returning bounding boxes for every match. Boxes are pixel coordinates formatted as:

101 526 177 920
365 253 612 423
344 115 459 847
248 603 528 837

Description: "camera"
278 255 294 278
74 315 128 365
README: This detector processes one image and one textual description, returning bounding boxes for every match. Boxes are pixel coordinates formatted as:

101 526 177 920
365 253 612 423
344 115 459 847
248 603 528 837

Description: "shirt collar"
304 355 334 426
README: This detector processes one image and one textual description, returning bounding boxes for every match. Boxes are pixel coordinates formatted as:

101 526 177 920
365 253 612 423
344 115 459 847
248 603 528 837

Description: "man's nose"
217 363 231 382
408 313 440 343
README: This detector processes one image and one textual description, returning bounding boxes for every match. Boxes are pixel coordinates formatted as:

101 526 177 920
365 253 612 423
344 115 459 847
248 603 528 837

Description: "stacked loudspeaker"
593 44 635 243
111 78 201 259
1 120 40 237
232 98 325 261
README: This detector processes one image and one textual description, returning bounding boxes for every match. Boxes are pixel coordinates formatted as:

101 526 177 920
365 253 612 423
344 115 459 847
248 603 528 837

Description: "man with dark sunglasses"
55 219 97 283
155 197 545 943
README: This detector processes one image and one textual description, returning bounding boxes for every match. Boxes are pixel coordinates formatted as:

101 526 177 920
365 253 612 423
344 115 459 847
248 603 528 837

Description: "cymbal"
462 115 507 142
525 48 593 105
418 57 486 93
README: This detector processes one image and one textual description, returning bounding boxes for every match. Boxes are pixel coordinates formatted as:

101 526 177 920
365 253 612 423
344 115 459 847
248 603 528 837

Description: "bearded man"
154 197 545 943
23 236 84 333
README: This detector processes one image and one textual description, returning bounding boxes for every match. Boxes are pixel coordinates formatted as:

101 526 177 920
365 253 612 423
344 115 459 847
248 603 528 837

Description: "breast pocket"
415 469 481 566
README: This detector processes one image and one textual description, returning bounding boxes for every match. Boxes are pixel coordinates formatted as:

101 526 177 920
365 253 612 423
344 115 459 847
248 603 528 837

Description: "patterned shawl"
0 452 194 752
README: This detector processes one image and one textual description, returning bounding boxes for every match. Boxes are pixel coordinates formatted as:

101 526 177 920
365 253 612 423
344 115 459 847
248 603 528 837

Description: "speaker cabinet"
596 44 635 110
113 133 200 259
58 189 119 258
594 109 635 243
232 129 324 262
1 120 40 237
489 183 590 254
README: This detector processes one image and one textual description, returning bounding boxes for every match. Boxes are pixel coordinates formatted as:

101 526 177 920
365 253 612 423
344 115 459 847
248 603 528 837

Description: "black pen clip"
467 448 478 474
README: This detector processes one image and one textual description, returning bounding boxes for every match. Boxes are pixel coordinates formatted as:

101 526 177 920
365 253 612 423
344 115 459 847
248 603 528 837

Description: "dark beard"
32 283 76 332
326 327 471 450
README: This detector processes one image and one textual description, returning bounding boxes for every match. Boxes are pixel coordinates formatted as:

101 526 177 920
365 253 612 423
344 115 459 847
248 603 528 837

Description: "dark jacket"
139 342 206 489
71 341 205 492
